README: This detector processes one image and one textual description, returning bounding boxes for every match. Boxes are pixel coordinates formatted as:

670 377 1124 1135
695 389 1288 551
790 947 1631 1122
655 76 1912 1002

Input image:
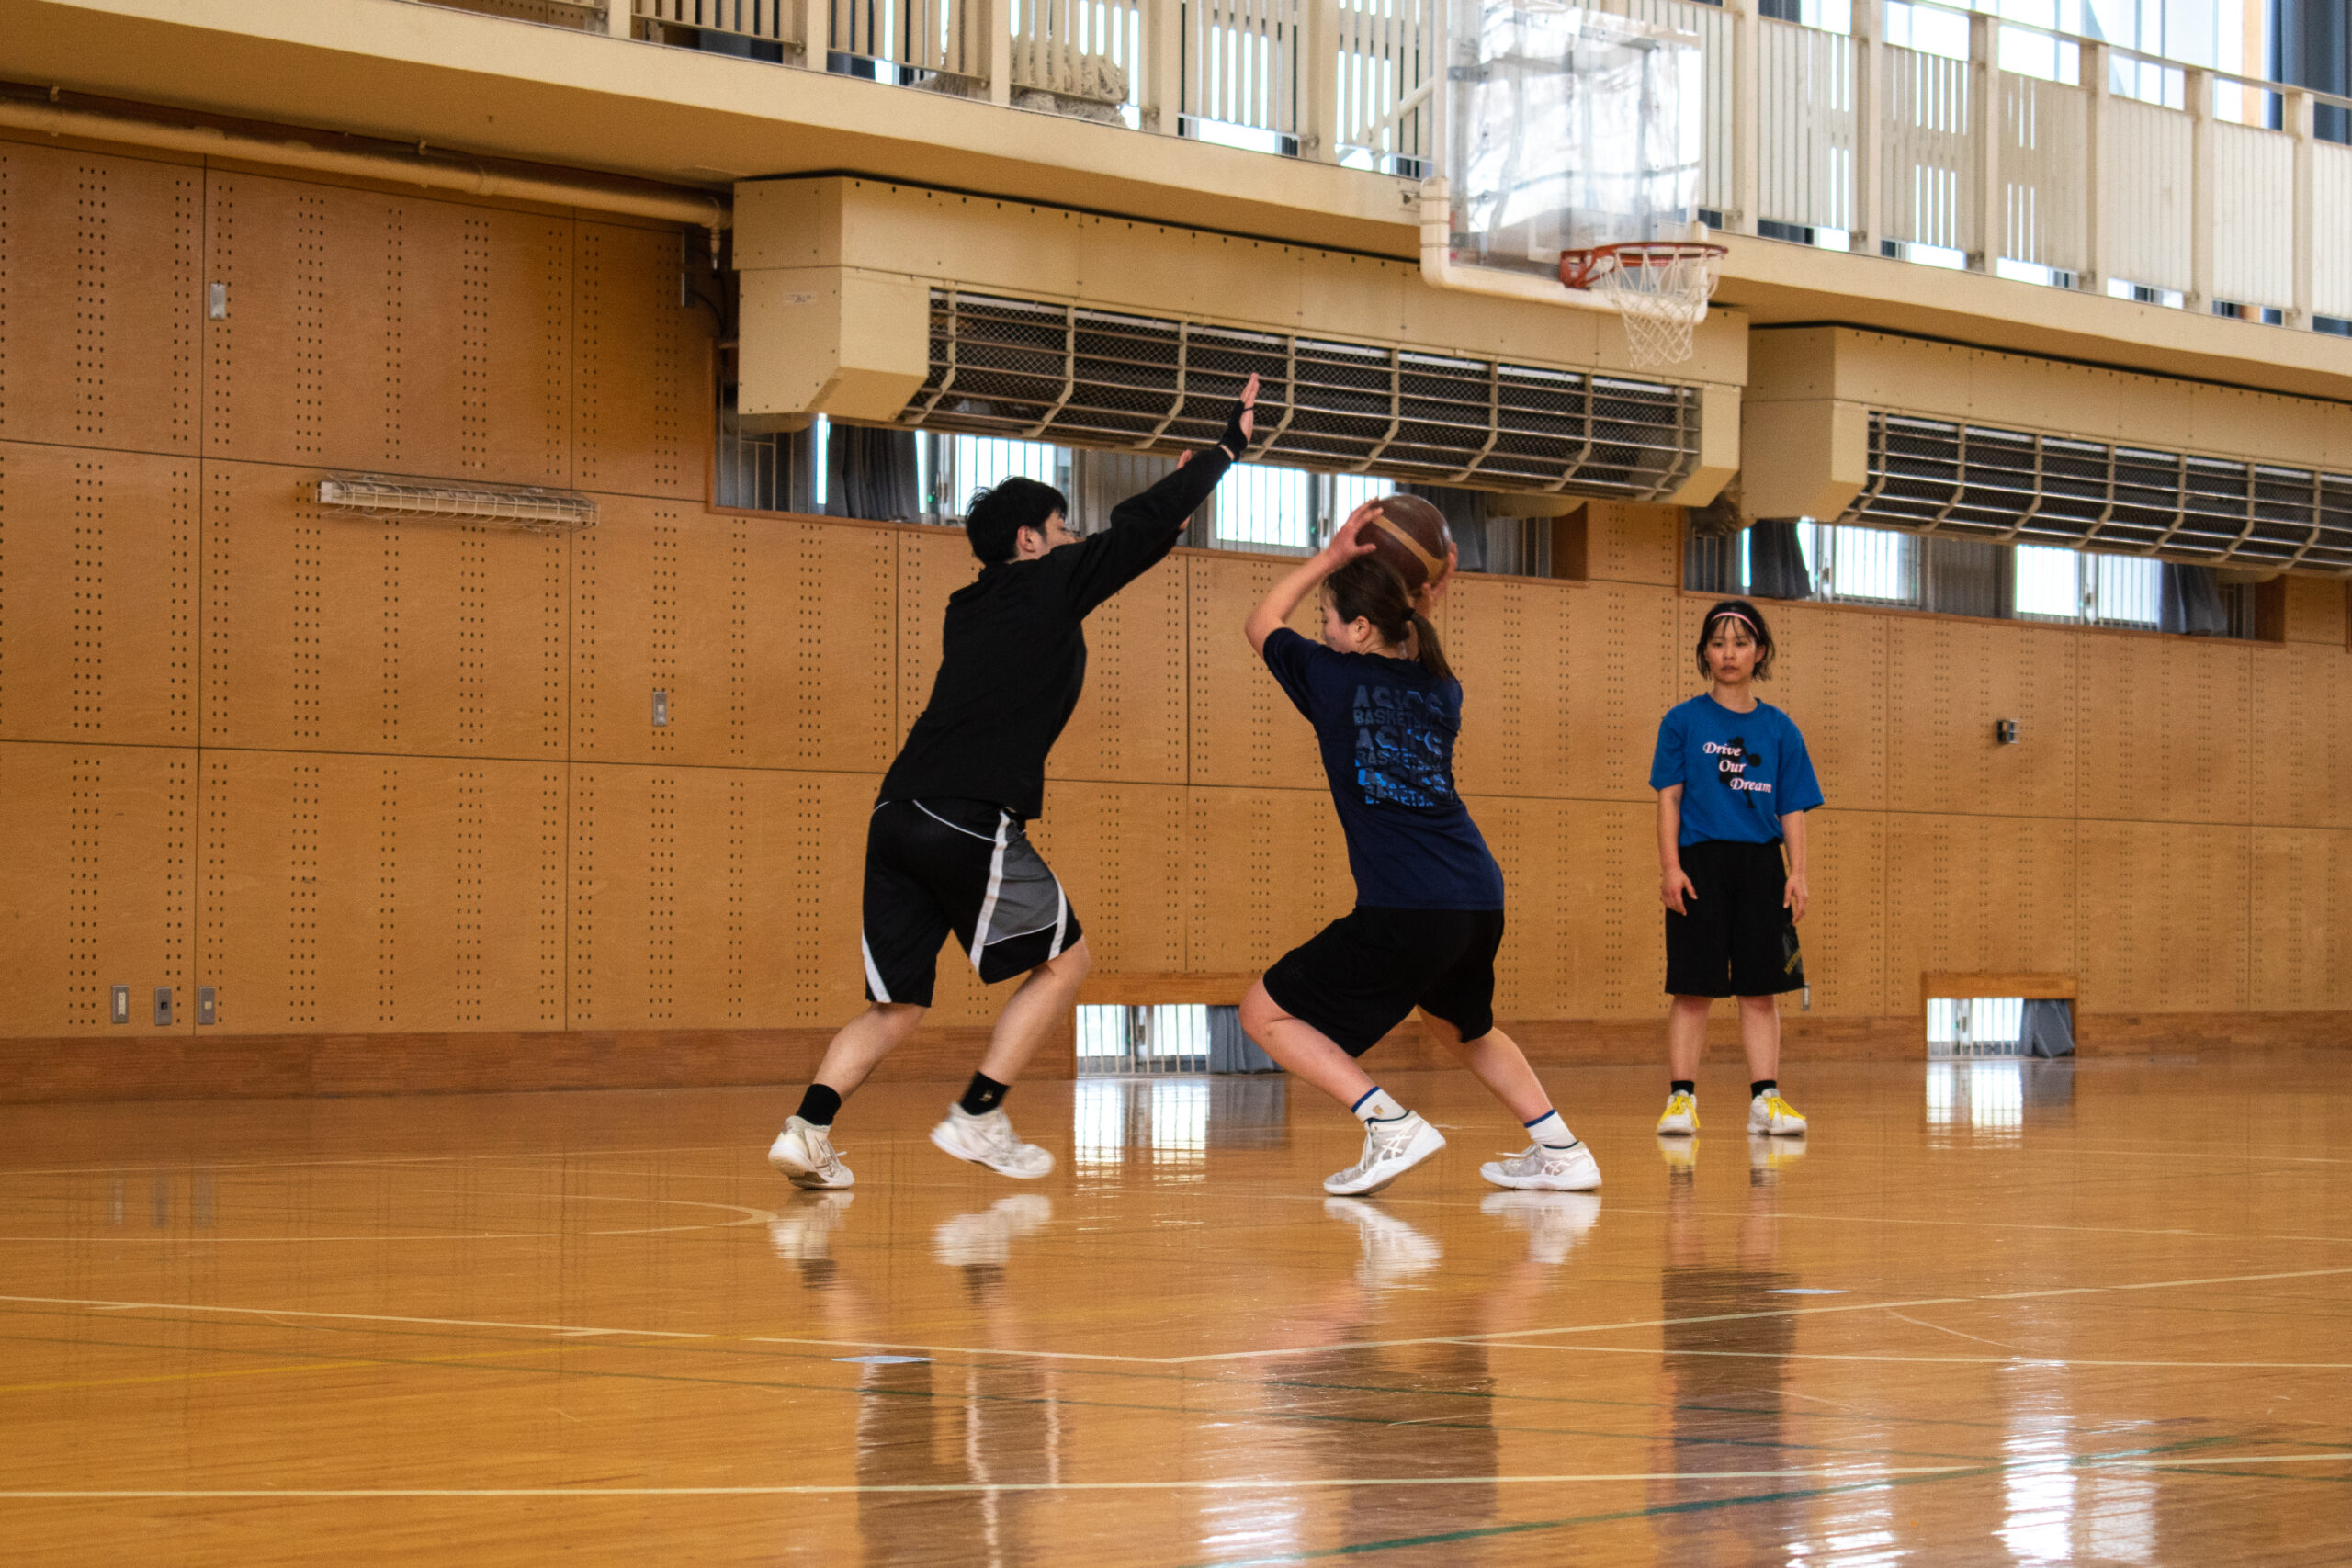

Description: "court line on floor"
4 1453 2345 1502
0 1194 780 1245
1481 1344 2352 1371
8 1261 2350 1371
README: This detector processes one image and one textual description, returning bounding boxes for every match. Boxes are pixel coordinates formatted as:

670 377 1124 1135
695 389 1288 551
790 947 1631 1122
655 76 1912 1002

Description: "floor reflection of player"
1651 1139 1807 1562
1250 1201 1597 1556
769 1192 1057 1568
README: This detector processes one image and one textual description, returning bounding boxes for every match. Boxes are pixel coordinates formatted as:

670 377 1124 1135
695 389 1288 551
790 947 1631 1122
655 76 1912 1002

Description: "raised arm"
1060 375 1260 616
1243 500 1383 655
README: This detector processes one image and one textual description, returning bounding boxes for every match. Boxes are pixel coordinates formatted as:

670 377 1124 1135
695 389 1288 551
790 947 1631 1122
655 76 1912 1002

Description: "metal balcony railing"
459 0 2352 333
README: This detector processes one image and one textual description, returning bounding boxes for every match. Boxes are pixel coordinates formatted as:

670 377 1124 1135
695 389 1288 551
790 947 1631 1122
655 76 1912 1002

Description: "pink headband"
1709 610 1758 632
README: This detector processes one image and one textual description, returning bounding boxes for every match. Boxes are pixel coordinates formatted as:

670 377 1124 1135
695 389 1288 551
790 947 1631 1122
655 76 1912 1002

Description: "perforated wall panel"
0 442 197 746
200 459 571 757
0 741 192 1035
0 143 200 455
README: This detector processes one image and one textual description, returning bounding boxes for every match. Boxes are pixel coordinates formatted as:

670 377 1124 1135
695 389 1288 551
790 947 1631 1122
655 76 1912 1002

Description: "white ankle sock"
1523 1109 1574 1148
1351 1087 1408 1123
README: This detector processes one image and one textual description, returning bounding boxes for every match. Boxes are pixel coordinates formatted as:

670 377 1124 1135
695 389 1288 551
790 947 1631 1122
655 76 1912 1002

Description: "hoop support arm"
1417 179 1622 316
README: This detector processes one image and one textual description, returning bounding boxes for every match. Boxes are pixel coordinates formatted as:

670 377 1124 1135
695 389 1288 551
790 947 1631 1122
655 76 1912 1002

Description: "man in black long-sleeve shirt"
768 376 1260 1188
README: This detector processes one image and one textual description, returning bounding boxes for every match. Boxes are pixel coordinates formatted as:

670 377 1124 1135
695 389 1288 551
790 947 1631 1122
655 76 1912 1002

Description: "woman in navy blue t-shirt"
1238 504 1602 1200
1649 598 1824 1142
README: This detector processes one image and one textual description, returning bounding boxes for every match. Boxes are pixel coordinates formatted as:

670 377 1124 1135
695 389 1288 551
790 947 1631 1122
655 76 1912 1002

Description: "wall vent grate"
892 289 1704 500
1846 412 2352 575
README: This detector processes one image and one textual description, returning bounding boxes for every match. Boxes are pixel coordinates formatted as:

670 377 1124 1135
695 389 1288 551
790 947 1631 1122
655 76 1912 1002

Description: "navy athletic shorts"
859 797 1082 1008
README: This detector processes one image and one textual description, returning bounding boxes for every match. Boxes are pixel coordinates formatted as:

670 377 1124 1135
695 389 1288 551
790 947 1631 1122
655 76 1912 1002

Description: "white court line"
0 1194 779 1245
1487 1344 2352 1371
8 1262 2352 1371
2 1453 2346 1500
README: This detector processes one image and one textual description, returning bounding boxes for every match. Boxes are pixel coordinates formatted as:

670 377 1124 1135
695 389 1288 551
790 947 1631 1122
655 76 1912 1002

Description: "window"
2013 545 2161 626
1798 521 1919 604
934 434 1065 518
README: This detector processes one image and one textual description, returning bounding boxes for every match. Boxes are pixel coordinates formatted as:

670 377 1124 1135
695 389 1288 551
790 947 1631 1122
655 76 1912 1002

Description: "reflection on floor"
2 1056 2348 1566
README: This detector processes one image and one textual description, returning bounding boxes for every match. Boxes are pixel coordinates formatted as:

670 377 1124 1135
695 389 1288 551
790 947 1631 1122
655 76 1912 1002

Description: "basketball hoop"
1559 241 1727 368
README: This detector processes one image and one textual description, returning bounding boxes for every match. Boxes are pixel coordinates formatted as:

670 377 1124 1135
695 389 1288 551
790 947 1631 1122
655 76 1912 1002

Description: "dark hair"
965 477 1070 564
1696 597 1775 681
1327 556 1453 682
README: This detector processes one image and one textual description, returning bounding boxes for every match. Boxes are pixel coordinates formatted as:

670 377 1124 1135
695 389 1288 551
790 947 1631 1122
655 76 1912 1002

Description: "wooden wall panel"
0 141 199 456
729 768 873 1027
572 500 896 768
1544 798 1658 1018
1183 786 1351 976
200 459 570 757
572 220 708 500
1566 581 1680 801
2278 574 2346 645
198 750 565 1033
1051 555 1188 784
1447 575 1573 798
2075 634 2249 824
1580 502 1680 586
1886 814 2078 998
1803 806 1889 1016
204 175 575 481
1029 784 1189 974
0 442 196 746
0 742 192 1036
2250 827 2352 1010
1885 615 2079 818
568 763 729 1029
1758 600 1888 812
1184 554 1323 789
2250 643 2352 829
2075 819 2249 1012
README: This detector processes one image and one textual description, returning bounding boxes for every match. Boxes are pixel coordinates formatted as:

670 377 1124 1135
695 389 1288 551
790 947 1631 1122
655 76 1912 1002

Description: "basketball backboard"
1443 2 1703 278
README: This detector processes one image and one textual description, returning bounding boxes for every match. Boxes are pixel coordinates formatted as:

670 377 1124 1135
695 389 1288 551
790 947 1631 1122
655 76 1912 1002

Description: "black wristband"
1216 400 1251 462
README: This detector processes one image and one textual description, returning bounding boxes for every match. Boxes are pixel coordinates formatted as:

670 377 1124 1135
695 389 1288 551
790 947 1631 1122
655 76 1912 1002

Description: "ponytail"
1407 611 1453 682
1328 558 1455 682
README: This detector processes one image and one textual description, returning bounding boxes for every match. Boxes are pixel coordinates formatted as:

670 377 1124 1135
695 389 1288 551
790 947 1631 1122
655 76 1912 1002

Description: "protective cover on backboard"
1444 1 1702 276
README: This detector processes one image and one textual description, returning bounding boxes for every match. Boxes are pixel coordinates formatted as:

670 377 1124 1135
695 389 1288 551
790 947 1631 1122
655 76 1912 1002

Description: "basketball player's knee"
1736 993 1777 1015
1238 979 1279 1034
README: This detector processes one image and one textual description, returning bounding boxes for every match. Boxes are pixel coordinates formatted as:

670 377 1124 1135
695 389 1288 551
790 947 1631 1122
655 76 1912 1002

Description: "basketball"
1365 493 1453 595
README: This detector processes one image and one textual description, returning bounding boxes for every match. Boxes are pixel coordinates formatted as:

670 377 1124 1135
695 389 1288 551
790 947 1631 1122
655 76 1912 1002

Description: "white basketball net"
1588 243 1724 368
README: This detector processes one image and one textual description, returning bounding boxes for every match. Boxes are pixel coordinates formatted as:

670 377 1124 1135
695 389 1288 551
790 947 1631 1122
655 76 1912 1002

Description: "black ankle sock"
1750 1079 1777 1100
1670 1079 1696 1097
958 1072 1009 1117
796 1083 842 1127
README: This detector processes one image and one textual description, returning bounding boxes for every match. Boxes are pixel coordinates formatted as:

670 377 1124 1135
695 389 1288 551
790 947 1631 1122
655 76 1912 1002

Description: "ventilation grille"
893 289 1703 499
1847 413 2352 574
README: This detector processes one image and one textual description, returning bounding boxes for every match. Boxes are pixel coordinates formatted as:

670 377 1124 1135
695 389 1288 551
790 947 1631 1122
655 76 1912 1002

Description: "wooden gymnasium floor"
3 1055 2348 1566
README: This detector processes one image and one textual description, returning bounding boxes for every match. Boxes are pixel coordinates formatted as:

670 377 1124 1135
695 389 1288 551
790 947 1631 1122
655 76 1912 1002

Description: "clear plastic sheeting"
1444 1 1702 276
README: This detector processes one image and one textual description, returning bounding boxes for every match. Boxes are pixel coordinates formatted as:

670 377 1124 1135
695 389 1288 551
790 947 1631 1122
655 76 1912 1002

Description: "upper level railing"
467 0 2352 333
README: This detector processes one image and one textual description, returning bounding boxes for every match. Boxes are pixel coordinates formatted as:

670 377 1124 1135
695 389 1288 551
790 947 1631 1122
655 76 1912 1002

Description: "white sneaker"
1479 1190 1602 1264
1748 1092 1808 1136
932 1194 1054 1267
930 1105 1055 1179
1480 1140 1603 1192
1322 1197 1442 1286
767 1115 854 1190
1322 1111 1446 1196
1657 1090 1699 1136
768 1190 854 1259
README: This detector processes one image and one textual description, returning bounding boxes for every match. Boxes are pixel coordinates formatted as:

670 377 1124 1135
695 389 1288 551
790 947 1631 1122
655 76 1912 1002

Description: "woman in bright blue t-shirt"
1648 599 1824 1143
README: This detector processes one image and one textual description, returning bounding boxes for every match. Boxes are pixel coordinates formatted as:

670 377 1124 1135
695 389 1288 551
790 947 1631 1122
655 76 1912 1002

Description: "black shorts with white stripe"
859 797 1083 1008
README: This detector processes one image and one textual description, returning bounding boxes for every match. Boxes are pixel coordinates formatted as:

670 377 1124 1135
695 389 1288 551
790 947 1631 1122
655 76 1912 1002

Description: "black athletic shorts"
1262 907 1505 1056
861 797 1082 1009
1664 839 1804 998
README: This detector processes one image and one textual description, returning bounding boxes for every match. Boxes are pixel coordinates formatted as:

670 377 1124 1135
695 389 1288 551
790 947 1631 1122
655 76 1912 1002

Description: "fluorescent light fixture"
313 476 597 533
